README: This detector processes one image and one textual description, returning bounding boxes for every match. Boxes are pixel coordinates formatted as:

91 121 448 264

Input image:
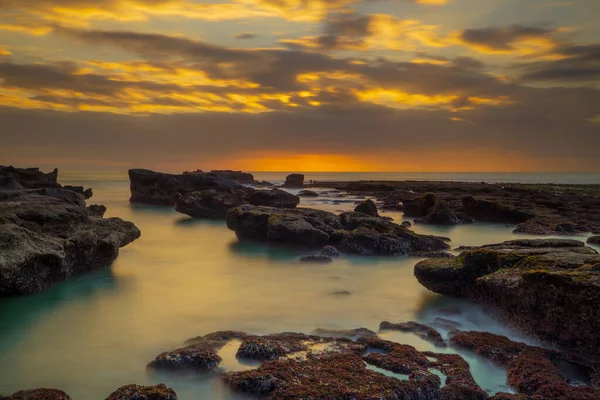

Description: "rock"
449 331 600 400
299 255 332 263
249 189 299 209
206 170 255 183
175 187 299 219
311 327 377 339
514 217 589 235
401 221 412 228
83 188 93 199
128 169 244 206
226 205 450 255
0 166 59 189
87 204 107 217
175 188 249 219
410 251 455 258
379 321 446 347
320 245 340 257
2 389 71 400
297 190 319 197
0 189 140 296
147 345 222 372
588 236 600 245
414 239 600 357
462 196 535 223
354 199 379 217
105 384 177 400
329 290 351 295
404 193 472 225
63 185 93 199
282 173 304 188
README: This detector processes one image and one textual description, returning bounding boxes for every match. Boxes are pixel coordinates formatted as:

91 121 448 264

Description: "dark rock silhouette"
282 173 304 188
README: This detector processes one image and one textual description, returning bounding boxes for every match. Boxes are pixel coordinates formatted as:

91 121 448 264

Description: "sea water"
1 173 598 399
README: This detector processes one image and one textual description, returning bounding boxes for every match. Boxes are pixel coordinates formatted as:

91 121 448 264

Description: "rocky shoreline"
8 324 598 399
0 166 140 296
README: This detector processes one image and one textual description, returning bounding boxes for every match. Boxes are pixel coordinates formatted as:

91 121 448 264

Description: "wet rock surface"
105 384 177 400
414 239 600 357
0 168 140 296
379 321 446 347
226 205 450 255
299 254 333 263
297 190 319 197
588 236 600 245
449 331 600 400
404 193 473 225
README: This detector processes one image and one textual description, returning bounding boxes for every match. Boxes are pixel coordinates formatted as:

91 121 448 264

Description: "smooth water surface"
1 176 596 399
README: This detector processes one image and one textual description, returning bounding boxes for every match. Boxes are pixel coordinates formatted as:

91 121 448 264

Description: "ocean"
0 171 598 399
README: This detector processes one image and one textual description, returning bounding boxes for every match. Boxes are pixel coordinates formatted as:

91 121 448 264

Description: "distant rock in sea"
282 173 304 188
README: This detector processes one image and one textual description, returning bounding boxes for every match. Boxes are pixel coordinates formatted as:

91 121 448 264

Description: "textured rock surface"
226 205 450 255
1 389 71 400
403 193 472 225
379 321 446 347
514 217 589 235
0 174 140 296
282 174 304 188
462 196 535 224
414 239 600 356
354 199 379 217
105 384 177 400
588 236 600 245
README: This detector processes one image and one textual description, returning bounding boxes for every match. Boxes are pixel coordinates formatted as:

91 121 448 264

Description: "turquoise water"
0 177 596 399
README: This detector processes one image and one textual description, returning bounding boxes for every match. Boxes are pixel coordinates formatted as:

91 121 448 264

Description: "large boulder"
414 239 600 357
174 188 249 219
226 205 450 255
354 199 379 217
206 170 255 183
282 173 304 188
462 196 535 223
0 190 140 296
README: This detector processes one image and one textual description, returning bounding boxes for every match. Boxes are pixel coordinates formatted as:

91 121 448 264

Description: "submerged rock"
297 190 319 197
299 255 332 263
0 185 140 296
2 389 71 400
320 245 341 257
379 321 446 347
226 205 450 256
414 239 600 357
282 173 304 188
354 199 379 217
106 384 177 400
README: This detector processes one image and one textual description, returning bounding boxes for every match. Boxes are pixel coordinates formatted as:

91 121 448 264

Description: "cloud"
455 24 560 55
517 44 600 83
233 32 257 39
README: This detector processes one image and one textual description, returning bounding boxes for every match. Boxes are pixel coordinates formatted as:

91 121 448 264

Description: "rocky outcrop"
282 173 304 188
514 217 589 235
403 193 472 225
226 205 450 255
106 384 177 400
414 239 600 356
449 331 600 400
462 196 534 224
0 177 140 296
206 170 255 183
0 166 59 189
354 199 379 217
1 389 71 400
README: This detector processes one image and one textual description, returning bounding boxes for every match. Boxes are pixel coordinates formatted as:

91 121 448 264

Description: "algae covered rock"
414 239 600 357
106 384 177 400
354 199 379 217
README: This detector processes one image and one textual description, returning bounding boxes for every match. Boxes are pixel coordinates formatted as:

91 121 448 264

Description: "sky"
0 0 599 172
